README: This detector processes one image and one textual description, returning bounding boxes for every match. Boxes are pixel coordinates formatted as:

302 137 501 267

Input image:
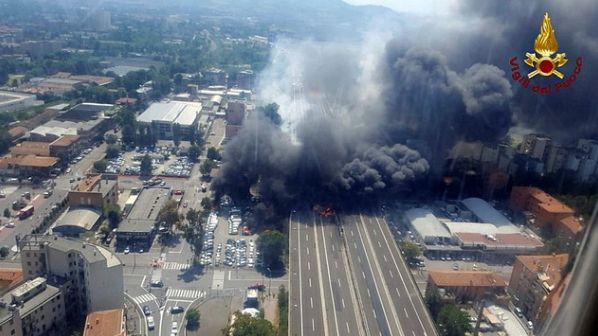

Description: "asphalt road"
289 211 361 336
342 212 437 336
290 210 438 336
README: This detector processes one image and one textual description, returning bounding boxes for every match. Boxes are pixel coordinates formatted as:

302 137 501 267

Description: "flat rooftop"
429 271 507 287
127 188 170 221
137 101 202 126
19 235 121 268
83 309 125 336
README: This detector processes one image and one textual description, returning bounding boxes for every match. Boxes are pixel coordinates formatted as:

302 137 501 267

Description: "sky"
343 0 456 16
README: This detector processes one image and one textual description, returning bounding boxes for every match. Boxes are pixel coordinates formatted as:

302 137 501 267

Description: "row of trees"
183 208 205 260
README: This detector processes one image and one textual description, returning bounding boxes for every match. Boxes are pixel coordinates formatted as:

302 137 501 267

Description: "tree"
0 247 9 259
400 242 421 263
200 160 214 176
257 230 286 270
201 197 213 211
188 145 201 162
106 145 120 159
93 160 107 173
105 133 118 145
425 286 442 320
173 125 181 148
185 308 200 330
207 147 221 161
157 200 181 228
140 154 153 176
122 124 136 144
226 312 276 336
104 204 121 229
436 304 471 336
186 208 199 224
258 103 282 126
3 208 10 218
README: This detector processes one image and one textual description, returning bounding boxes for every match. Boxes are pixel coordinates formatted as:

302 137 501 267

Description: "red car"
248 283 266 291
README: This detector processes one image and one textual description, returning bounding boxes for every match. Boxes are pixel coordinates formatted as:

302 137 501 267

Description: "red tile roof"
515 254 569 288
559 216 583 235
83 309 125 336
51 134 80 147
429 271 507 287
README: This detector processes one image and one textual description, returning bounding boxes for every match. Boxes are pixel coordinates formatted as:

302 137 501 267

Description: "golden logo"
524 12 567 79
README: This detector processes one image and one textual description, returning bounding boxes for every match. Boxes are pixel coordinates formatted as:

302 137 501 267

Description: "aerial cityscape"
0 0 596 336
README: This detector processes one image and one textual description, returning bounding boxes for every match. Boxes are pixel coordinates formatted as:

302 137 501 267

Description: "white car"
147 316 155 330
124 247 130 254
5 222 15 228
171 322 178 334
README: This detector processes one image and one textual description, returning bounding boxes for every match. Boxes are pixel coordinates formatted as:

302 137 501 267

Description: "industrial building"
116 188 170 249
405 199 544 262
137 101 202 140
18 235 123 320
0 90 41 113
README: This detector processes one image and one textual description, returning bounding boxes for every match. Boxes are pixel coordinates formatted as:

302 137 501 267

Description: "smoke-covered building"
225 101 246 139
202 68 227 87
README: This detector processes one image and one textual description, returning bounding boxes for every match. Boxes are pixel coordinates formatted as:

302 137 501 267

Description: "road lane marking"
354 242 357 249
377 241 382 248
362 271 366 279
404 308 409 318
312 318 315 331
346 322 350 334
351 230 354 237
331 244 335 252
307 247 310 255
337 278 341 287
373 215 429 336
367 288 371 297
308 261 311 271
306 234 309 241
342 298 346 309
335 260 338 268
358 213 404 336
383 255 387 262
309 278 312 287
396 287 401 297
389 270 394 278
357 255 361 263
298 215 305 336
319 217 340 336
311 297 314 308
314 215 331 336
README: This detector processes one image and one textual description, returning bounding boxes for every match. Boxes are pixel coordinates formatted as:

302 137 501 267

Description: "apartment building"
18 235 123 320
508 254 569 324
0 277 65 336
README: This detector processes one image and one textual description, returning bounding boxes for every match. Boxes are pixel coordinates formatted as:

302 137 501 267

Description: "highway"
289 211 362 336
290 210 437 336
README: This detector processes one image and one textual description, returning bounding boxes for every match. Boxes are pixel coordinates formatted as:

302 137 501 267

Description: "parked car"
5 222 15 228
171 322 178 335
124 246 130 254
143 305 151 316
147 316 155 330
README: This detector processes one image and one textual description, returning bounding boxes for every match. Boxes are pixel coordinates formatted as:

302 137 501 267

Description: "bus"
18 205 34 220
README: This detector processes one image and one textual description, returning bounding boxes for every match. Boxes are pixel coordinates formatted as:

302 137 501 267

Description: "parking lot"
106 146 195 177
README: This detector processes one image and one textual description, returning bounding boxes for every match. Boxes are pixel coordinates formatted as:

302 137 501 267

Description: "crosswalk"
132 293 157 305
166 288 205 299
162 262 190 270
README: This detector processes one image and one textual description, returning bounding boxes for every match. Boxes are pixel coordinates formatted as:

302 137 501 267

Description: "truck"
18 205 34 220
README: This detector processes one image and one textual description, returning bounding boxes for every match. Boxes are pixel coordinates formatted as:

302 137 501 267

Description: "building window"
27 261 31 266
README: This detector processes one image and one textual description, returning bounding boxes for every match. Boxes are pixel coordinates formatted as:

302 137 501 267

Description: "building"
18 235 123 320
89 10 112 32
225 101 246 138
545 144 569 174
508 254 569 324
116 188 169 249
575 139 598 182
509 187 583 249
519 134 552 161
83 309 126 336
460 197 513 228
404 208 452 245
534 273 570 333
137 101 202 140
7 126 28 143
202 68 227 86
0 154 59 177
49 135 82 159
0 91 40 113
234 69 254 90
0 268 23 295
9 141 50 156
68 175 119 210
0 277 66 336
427 271 507 303
52 208 102 237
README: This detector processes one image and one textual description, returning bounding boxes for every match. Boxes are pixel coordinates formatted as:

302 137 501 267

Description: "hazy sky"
343 0 456 15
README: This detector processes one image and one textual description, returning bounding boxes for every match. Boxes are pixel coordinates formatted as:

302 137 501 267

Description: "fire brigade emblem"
524 12 567 79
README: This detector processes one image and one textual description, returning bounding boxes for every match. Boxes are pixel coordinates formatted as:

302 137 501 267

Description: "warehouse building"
404 208 452 245
0 90 41 113
137 101 202 140
116 188 170 249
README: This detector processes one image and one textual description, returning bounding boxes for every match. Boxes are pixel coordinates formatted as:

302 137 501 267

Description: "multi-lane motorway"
290 210 437 336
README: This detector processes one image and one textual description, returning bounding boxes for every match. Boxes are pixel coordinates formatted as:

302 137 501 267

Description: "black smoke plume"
213 0 597 210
